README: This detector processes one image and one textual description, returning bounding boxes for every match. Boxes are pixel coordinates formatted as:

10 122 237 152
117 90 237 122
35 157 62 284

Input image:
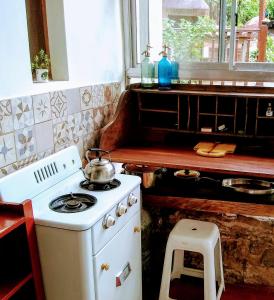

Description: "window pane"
136 0 141 64
226 0 274 63
161 0 221 62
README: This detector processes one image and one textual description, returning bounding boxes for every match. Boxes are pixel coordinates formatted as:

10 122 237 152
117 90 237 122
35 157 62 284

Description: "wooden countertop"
111 146 274 179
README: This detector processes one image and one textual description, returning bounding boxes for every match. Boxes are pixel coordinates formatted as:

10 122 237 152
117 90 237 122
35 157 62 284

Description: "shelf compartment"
140 111 178 129
0 213 25 239
138 93 178 111
257 118 274 136
217 116 235 134
0 273 32 300
245 98 257 136
217 96 236 115
199 96 216 114
198 115 216 132
0 225 32 298
257 98 274 117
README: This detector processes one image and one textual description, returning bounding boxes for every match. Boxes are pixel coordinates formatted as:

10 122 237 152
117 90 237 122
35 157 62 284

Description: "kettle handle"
85 148 111 162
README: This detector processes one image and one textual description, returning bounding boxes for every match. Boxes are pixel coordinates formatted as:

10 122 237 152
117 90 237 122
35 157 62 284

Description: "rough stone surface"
142 207 274 287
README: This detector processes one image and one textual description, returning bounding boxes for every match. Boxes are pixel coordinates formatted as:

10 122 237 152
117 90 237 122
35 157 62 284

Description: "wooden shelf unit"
134 88 274 138
0 201 44 300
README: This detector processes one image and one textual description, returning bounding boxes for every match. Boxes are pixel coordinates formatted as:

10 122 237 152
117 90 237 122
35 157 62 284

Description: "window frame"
124 0 274 83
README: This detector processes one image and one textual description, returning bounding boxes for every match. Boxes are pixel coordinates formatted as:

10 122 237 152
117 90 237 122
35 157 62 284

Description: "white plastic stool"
159 219 225 300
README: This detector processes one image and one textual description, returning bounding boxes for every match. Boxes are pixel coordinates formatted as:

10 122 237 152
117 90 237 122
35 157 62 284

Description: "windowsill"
29 80 95 96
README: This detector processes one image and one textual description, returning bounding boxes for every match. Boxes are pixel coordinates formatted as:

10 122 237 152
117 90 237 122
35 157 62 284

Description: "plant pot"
35 69 49 82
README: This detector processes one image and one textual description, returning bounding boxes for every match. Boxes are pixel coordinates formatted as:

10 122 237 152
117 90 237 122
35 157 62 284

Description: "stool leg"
171 249 184 280
216 237 225 300
159 244 175 300
204 251 217 300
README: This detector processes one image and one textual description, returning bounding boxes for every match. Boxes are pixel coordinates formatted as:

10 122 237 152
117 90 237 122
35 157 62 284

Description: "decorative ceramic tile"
81 110 94 135
91 84 104 108
68 112 83 140
80 86 92 110
83 130 100 150
16 154 38 170
35 120 54 153
112 82 121 102
104 84 113 105
69 137 84 158
12 96 34 130
0 99 13 135
50 91 68 119
53 121 70 151
37 148 54 160
64 88 81 115
32 93 51 123
93 107 105 130
52 116 68 126
0 81 122 177
0 163 18 178
0 133 16 168
15 127 37 160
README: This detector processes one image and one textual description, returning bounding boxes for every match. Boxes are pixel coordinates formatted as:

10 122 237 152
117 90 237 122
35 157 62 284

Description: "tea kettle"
84 148 115 184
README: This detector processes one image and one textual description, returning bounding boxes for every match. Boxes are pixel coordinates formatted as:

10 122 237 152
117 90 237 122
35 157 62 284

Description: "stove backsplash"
0 82 121 177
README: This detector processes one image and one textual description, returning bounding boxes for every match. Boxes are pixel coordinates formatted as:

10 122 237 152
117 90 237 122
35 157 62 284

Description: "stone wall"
0 82 121 177
142 206 274 290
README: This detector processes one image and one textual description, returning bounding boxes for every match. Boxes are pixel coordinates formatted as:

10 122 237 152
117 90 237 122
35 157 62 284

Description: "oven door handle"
116 262 131 287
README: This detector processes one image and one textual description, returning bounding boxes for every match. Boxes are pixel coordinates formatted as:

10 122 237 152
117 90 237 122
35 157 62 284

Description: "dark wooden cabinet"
134 87 274 138
0 200 44 300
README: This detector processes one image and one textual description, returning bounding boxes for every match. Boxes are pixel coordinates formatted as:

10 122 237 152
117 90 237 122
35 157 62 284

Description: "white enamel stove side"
35 225 95 300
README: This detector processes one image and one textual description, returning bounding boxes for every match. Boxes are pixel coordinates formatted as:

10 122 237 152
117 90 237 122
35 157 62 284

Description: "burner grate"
80 179 121 191
49 193 97 213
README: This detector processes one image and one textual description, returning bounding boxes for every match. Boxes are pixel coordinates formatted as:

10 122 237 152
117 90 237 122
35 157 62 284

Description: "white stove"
0 146 142 300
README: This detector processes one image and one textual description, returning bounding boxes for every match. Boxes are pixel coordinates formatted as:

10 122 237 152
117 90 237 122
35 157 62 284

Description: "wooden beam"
258 0 268 62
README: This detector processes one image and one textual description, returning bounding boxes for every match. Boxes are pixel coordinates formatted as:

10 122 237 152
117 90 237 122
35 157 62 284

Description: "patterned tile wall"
0 82 121 178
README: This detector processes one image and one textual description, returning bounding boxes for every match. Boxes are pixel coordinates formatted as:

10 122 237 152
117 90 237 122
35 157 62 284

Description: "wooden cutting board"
194 142 236 157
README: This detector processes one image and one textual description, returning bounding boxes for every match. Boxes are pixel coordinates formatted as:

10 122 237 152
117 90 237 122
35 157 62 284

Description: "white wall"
0 0 33 98
63 0 124 84
0 0 124 100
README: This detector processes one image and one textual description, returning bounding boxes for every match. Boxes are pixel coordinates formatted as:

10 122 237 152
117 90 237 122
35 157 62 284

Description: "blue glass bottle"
158 45 172 89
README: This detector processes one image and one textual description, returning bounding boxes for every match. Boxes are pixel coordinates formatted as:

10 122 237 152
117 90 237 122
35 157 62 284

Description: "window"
25 0 51 77
125 0 274 82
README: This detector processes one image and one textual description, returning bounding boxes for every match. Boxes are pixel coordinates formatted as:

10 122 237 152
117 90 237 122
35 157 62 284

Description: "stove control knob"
116 203 128 217
127 193 138 207
103 215 116 229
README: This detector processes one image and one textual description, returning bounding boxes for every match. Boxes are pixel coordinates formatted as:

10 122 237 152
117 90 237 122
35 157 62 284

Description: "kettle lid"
90 157 111 166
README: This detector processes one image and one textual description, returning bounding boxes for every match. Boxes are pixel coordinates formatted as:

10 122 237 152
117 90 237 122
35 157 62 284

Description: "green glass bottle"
141 45 155 88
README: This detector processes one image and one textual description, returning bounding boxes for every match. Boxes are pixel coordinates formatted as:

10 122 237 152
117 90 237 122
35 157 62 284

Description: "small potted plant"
31 49 50 82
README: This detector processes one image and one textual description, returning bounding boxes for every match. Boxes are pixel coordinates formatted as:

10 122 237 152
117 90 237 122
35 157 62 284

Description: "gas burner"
80 179 121 191
49 193 97 213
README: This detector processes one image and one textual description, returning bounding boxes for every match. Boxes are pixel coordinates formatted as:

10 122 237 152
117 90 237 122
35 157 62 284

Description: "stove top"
0 146 141 231
49 193 97 213
80 179 121 191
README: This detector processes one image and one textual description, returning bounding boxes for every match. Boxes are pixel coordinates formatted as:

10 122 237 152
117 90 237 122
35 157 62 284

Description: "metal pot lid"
222 178 273 195
174 169 200 178
124 164 161 173
90 157 111 166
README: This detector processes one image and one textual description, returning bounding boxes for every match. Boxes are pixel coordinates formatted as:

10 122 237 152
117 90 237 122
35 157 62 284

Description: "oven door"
93 211 142 300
